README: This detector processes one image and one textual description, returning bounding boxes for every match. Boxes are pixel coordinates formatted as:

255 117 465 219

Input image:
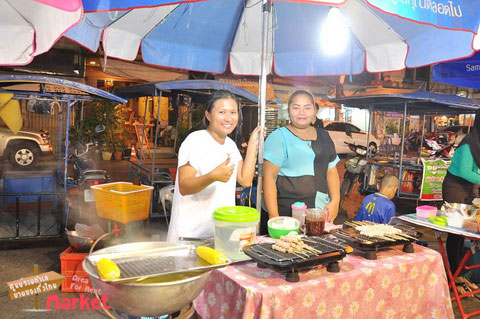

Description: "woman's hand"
209 157 234 182
324 200 339 223
246 126 263 149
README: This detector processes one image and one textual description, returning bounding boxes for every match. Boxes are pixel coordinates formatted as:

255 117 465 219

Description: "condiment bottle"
291 202 307 232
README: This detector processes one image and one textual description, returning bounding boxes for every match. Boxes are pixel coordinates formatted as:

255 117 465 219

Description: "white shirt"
167 130 242 242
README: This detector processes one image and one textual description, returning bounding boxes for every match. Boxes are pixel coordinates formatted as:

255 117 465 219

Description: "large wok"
83 241 212 317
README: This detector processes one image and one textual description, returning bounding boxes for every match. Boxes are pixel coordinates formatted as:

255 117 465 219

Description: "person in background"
262 89 340 233
167 90 261 242
443 109 480 291
355 175 398 224
311 102 324 129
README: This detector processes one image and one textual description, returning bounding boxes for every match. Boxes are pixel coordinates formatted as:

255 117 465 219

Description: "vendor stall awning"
432 52 480 89
0 75 127 104
99 59 188 83
332 90 479 114
113 80 259 103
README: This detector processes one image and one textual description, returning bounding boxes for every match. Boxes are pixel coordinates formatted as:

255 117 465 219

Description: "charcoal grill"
331 224 421 260
243 236 346 282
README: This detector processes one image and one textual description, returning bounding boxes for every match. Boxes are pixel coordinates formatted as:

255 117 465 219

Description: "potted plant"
101 144 113 161
113 140 127 160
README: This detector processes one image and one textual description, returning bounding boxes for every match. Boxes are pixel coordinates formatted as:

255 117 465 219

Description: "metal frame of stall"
0 75 126 248
332 91 479 201
113 80 260 224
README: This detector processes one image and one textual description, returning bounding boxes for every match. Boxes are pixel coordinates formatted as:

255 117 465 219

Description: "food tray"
243 236 346 282
85 242 230 283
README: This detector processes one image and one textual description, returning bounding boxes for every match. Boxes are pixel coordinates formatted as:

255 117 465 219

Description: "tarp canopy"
332 91 479 114
113 80 260 104
432 52 480 89
0 75 127 104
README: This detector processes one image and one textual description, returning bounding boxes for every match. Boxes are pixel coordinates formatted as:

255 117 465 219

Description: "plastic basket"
91 182 154 224
60 246 93 293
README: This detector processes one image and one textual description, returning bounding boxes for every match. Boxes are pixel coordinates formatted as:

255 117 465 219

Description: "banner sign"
385 112 403 119
7 271 64 300
420 158 450 201
366 0 480 32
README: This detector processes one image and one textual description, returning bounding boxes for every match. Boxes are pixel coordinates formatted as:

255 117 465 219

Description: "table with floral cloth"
194 244 454 319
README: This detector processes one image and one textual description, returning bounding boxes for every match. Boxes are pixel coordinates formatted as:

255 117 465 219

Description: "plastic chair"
159 184 175 226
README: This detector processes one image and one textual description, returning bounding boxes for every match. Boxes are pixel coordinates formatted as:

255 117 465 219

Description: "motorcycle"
59 125 110 227
422 138 454 158
339 142 369 210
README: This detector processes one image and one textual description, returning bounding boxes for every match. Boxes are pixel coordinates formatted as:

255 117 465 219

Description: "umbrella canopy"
432 52 480 89
67 0 480 76
0 0 83 65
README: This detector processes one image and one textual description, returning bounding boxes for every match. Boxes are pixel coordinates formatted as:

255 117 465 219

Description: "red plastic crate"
60 246 94 293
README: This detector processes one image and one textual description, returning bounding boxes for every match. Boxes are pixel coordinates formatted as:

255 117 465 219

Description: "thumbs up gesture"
209 157 234 183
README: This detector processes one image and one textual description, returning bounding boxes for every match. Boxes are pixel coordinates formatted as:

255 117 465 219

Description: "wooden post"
34 264 38 310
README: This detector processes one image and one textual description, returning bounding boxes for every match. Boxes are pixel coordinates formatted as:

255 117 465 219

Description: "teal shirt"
448 144 480 184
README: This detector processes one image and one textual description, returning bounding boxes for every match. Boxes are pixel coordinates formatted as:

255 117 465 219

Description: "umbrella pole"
397 101 408 198
256 0 272 214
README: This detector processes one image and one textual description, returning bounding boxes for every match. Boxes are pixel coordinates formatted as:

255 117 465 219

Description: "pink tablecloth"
195 244 454 319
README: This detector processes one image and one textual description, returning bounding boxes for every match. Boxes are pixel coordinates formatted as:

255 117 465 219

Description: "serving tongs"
86 244 230 284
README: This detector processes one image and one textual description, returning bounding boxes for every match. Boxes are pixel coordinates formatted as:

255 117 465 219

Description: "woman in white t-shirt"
167 91 260 242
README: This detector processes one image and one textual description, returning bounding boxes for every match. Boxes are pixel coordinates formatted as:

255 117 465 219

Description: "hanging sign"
419 158 450 201
7 271 64 300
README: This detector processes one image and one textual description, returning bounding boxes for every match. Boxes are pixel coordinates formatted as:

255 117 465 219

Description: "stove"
114 303 195 319
331 224 422 260
243 236 347 282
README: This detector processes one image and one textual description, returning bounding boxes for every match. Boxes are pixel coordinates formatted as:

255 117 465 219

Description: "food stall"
0 75 126 247
113 80 261 221
332 91 479 201
194 236 453 319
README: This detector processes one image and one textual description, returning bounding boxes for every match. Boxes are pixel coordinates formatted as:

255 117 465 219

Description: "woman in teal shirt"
262 90 340 233
443 109 480 278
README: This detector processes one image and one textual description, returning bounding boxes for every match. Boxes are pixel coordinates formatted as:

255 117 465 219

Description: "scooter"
59 125 110 200
61 125 110 228
339 142 369 210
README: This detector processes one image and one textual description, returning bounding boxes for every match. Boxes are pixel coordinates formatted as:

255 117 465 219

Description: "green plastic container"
267 216 300 239
213 206 260 260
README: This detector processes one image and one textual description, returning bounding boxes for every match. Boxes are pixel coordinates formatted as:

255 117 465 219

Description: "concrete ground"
1 157 480 318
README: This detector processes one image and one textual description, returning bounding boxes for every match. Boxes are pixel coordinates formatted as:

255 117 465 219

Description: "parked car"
0 127 53 167
440 125 471 146
324 121 379 155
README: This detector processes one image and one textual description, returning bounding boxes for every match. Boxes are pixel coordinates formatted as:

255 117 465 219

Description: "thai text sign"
366 0 479 31
420 158 450 201
7 271 64 300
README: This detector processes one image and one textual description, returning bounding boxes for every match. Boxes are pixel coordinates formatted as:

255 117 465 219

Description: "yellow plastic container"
91 182 154 224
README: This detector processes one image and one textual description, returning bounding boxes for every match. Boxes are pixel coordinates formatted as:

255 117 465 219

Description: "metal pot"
66 230 97 251
82 241 212 317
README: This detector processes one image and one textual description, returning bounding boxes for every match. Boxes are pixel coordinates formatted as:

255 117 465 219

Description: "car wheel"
368 142 377 154
8 142 40 168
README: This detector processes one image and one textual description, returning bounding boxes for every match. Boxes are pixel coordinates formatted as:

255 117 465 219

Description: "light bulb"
321 7 349 56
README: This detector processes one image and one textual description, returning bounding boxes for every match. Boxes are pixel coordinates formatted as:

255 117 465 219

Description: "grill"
331 223 421 260
86 244 229 283
243 236 347 282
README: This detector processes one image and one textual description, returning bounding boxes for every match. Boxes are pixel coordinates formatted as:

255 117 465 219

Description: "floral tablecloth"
194 244 454 319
